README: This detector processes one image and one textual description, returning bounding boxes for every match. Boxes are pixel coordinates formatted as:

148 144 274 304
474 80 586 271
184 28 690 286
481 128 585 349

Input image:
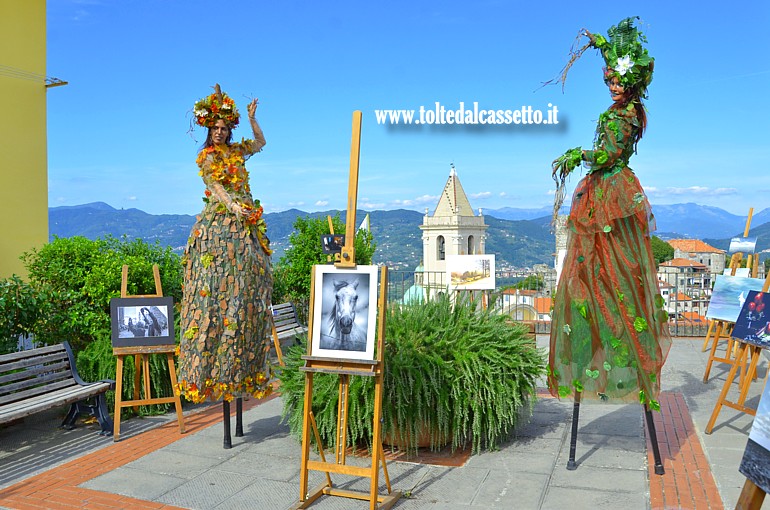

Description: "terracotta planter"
383 422 451 449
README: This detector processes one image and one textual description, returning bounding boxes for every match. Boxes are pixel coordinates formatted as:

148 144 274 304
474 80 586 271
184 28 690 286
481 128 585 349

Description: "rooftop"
668 239 726 254
659 258 709 269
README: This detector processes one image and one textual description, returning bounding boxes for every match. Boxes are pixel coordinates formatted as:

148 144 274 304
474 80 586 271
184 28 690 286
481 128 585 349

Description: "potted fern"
279 294 546 454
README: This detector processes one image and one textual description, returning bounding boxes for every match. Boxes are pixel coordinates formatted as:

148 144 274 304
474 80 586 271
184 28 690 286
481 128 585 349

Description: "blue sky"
47 1 770 216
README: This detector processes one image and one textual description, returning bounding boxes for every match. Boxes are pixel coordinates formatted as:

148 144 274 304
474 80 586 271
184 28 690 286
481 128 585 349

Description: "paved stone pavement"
0 336 767 509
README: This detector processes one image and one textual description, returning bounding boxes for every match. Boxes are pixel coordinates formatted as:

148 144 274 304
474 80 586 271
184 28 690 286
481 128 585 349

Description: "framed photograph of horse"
310 264 378 360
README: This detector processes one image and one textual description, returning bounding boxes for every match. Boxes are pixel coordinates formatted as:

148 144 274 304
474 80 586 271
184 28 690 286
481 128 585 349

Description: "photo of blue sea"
705 275 765 322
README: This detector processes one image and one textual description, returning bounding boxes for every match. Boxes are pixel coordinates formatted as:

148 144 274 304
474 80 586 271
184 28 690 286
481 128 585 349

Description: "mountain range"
49 202 769 270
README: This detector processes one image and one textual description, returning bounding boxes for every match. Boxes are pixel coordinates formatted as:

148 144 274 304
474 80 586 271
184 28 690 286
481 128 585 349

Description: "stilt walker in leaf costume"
177 84 273 448
547 17 671 472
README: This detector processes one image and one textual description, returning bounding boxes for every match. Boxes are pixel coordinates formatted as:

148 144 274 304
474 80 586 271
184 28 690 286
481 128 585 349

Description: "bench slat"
0 368 74 397
0 378 77 406
0 351 69 374
0 344 67 364
0 382 112 424
0 360 71 386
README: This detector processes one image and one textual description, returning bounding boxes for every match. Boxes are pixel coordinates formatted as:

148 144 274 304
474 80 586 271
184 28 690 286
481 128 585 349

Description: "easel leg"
706 342 748 434
223 400 232 449
113 355 124 441
703 321 725 382
644 405 665 475
701 320 715 352
235 397 244 437
567 391 581 470
165 353 186 434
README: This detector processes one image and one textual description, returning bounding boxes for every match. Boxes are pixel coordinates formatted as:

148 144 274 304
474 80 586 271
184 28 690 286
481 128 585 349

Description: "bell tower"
419 164 488 295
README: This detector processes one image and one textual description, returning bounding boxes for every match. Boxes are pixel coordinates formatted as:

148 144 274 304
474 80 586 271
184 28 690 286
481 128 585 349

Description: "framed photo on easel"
310 264 378 361
110 296 175 348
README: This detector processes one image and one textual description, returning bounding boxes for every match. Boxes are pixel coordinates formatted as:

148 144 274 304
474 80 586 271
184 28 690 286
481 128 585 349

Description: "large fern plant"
279 295 546 454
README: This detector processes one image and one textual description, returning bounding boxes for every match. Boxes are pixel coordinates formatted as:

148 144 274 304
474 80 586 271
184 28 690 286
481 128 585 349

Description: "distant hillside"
49 203 554 269
49 202 196 251
486 203 770 240
704 220 770 254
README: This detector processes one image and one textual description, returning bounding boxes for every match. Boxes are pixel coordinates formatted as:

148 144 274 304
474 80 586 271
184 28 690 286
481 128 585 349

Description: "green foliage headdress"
547 16 654 99
595 17 654 98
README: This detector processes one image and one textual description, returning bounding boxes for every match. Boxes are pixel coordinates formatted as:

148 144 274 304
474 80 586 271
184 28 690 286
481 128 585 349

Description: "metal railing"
386 268 727 337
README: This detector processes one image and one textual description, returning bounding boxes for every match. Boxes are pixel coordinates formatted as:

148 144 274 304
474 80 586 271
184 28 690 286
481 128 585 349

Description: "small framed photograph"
732 291 770 349
446 254 496 290
321 234 345 254
729 236 758 255
110 296 175 348
310 265 378 360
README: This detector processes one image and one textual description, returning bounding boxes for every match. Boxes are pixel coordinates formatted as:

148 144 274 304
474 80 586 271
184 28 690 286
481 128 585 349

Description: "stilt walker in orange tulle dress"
547 17 671 473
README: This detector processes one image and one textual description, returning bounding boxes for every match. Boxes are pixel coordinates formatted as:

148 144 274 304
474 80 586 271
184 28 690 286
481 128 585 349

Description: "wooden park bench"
0 341 114 435
269 302 308 365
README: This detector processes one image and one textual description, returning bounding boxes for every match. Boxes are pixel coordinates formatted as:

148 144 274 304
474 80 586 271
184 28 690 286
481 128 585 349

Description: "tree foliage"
273 214 376 316
508 274 544 291
650 236 674 265
0 236 184 416
21 236 182 352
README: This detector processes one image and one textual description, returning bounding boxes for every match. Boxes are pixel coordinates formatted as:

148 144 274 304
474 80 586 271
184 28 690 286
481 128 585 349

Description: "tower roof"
433 165 475 217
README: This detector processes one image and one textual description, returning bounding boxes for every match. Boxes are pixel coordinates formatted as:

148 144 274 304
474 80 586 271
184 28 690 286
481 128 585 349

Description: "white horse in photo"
326 279 366 351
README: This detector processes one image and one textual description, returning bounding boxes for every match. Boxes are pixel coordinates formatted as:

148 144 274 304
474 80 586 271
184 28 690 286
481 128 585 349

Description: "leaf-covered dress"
548 104 671 407
177 139 273 403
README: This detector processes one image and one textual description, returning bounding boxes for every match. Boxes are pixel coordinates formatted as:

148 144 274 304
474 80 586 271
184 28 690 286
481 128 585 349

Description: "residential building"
667 239 726 275
658 258 711 292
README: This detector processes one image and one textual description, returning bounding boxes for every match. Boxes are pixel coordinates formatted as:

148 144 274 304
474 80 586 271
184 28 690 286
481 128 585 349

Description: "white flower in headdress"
195 108 209 117
221 103 232 110
615 55 635 76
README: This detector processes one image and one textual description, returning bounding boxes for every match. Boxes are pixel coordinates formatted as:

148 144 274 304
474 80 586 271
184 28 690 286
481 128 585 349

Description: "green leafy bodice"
582 104 639 175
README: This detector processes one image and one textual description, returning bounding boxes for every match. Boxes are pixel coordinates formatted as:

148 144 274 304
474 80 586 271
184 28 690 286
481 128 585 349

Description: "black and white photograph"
110 296 175 347
310 265 378 360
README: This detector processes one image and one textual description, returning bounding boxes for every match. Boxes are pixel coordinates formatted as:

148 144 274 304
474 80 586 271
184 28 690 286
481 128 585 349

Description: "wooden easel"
736 478 766 510
702 208 756 382
113 264 185 441
292 111 401 510
705 273 770 434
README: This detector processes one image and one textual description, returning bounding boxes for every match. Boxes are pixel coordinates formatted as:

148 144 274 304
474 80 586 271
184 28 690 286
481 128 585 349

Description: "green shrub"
15 235 183 416
280 295 547 454
0 276 48 354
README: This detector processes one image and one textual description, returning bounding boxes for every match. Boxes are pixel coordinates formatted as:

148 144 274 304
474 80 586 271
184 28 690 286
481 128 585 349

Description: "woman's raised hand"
247 98 258 119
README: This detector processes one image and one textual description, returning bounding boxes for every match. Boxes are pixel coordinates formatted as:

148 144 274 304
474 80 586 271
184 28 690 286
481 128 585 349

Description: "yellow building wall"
0 1 48 278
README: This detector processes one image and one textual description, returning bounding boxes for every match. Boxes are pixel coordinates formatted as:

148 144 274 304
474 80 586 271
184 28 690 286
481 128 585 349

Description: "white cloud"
314 200 329 207
546 189 555 196
643 186 738 197
470 192 492 200
391 194 439 207
127 196 137 201
288 201 305 207
499 192 507 198
362 202 386 209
